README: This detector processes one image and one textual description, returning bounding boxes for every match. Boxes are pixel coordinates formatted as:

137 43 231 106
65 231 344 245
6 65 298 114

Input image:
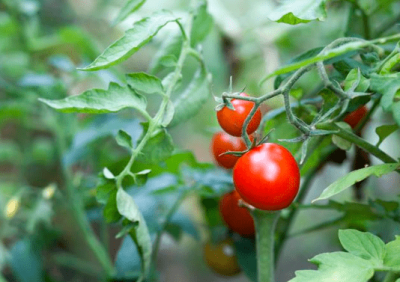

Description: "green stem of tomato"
251 210 280 282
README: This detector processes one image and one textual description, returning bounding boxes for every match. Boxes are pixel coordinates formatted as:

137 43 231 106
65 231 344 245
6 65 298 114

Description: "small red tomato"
233 143 300 211
343 106 367 129
217 93 262 137
211 131 253 169
219 190 255 237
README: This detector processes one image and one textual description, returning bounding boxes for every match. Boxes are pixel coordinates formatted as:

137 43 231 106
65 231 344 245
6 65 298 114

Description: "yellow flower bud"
5 197 20 219
42 184 56 200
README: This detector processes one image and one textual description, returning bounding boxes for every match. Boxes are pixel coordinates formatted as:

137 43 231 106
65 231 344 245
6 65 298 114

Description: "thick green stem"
251 210 280 282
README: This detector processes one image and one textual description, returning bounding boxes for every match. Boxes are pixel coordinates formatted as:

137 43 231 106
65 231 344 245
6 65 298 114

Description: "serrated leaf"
375 124 399 147
80 11 178 71
116 188 152 282
136 123 174 164
168 66 211 127
300 138 310 164
384 236 400 268
268 0 327 25
160 99 175 127
126 72 165 95
344 68 370 93
39 82 147 114
113 0 146 25
370 73 400 111
339 229 385 266
289 252 375 282
313 163 400 202
190 3 213 46
116 129 133 149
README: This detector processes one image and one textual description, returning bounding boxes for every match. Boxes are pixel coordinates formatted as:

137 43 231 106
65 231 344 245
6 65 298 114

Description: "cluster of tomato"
204 93 368 276
204 93 301 276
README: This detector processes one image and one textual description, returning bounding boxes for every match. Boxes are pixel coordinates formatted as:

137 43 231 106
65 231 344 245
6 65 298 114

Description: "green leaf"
370 73 400 111
332 134 352 150
392 101 400 126
339 229 385 266
168 67 211 127
332 122 352 150
268 0 327 25
136 123 174 164
289 252 375 282
274 47 323 89
116 129 133 149
384 236 400 269
261 40 371 85
39 83 147 114
80 11 178 71
126 72 165 95
116 188 152 282
313 163 400 202
161 99 175 127
344 68 370 93
104 190 122 223
375 124 399 147
190 3 213 46
149 31 182 74
113 0 146 25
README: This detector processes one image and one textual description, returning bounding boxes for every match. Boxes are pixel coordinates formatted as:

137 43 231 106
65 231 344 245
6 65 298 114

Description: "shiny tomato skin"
219 190 255 237
203 238 241 276
343 106 367 129
217 93 262 137
233 143 300 211
211 131 252 169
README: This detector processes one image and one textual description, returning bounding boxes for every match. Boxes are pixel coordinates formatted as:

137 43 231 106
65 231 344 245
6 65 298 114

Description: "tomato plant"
219 190 255 237
233 143 300 211
216 93 262 137
2 0 400 282
203 238 241 276
211 131 252 169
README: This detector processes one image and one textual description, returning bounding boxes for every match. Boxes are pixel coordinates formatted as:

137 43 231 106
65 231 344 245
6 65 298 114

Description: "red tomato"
211 131 253 169
217 93 262 137
219 190 255 237
343 106 367 129
233 143 300 211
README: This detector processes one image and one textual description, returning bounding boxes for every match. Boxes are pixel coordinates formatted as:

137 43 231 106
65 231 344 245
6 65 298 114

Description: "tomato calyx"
214 90 244 112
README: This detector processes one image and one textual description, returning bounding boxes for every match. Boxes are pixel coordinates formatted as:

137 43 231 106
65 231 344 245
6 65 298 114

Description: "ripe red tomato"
203 238 241 276
343 106 367 129
233 143 300 211
211 131 253 169
219 190 255 237
216 93 262 137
